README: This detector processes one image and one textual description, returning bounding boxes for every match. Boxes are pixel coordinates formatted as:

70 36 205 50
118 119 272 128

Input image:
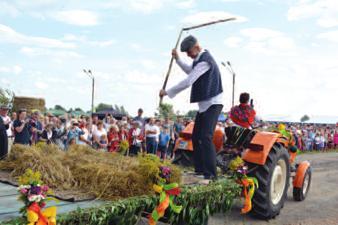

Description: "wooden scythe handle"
159 29 184 106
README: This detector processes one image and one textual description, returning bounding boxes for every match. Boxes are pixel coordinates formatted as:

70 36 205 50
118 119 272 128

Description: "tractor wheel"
246 143 290 219
172 149 194 167
293 167 311 201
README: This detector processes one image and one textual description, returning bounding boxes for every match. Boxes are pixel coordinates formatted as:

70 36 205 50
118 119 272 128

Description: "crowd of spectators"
262 122 338 151
3 108 190 160
1 106 338 161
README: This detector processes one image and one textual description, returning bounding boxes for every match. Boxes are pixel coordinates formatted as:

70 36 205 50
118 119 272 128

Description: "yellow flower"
229 156 244 171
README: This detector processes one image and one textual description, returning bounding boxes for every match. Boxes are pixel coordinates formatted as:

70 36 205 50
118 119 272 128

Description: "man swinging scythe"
159 18 236 183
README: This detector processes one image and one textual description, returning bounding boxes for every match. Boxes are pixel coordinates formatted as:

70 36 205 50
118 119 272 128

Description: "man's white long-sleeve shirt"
166 50 223 113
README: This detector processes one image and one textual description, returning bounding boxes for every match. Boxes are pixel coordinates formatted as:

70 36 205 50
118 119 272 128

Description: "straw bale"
12 96 45 113
0 144 182 200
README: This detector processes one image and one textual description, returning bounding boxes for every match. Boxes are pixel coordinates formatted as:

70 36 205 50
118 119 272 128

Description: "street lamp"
221 61 236 107
83 69 95 115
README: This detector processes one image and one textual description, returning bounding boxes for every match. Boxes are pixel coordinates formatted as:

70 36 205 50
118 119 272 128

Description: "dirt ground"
209 152 338 225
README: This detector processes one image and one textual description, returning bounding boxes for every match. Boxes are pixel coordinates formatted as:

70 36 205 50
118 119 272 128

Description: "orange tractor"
172 123 311 219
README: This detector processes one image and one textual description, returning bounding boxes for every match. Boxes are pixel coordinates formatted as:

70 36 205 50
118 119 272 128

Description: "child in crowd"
108 125 120 152
128 121 142 156
157 127 170 160
99 134 108 151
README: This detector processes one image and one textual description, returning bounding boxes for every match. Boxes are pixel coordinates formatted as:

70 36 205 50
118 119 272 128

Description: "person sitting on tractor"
229 92 256 129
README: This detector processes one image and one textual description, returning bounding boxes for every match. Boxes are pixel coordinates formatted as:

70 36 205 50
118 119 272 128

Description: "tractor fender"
173 138 193 152
242 132 280 165
293 161 311 188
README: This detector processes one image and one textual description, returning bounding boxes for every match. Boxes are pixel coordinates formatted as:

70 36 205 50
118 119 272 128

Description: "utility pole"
221 61 236 107
83 69 95 115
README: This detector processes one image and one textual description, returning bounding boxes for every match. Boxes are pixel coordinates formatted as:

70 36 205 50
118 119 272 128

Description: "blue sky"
0 0 337 121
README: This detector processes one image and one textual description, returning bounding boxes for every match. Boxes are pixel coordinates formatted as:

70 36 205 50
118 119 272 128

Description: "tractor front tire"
246 143 290 219
293 167 311 201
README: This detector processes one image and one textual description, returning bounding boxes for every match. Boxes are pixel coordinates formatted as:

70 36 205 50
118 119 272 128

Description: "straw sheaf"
0 144 181 200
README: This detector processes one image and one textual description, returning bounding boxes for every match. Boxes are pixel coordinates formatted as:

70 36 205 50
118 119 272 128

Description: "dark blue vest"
190 50 223 103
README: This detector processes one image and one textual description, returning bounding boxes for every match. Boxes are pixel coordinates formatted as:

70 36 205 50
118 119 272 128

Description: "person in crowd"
145 117 160 154
29 111 43 145
314 133 321 150
66 119 84 148
334 128 338 149
157 126 171 160
99 134 108 151
119 122 129 141
78 120 91 146
128 121 142 156
54 117 68 150
318 132 325 151
134 108 145 126
173 117 184 144
107 125 120 152
303 131 313 151
0 104 11 159
13 109 31 145
92 120 107 149
40 123 57 144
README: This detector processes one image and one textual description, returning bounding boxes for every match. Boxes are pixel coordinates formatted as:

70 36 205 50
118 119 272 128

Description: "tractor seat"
224 126 256 149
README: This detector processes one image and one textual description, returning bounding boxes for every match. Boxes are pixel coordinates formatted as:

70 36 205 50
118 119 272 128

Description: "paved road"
209 152 338 225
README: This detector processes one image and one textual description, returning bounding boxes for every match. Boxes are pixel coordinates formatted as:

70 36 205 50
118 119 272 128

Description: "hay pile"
0 144 181 200
12 96 45 113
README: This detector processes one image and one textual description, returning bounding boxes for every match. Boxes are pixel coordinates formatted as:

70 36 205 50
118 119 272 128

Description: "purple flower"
30 186 42 195
160 166 171 180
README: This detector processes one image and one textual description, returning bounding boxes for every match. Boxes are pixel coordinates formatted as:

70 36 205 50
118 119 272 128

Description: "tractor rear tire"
246 143 290 219
172 149 194 167
293 167 311 201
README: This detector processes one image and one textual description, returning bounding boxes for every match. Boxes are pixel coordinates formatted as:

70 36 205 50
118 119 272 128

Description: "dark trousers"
192 104 223 178
146 137 158 154
129 145 141 156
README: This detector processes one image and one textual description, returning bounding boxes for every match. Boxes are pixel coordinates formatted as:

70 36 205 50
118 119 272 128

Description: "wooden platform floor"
0 182 104 222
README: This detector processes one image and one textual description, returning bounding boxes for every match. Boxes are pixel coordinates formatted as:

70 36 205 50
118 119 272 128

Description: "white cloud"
317 30 338 43
181 11 247 25
176 0 195 9
240 28 282 41
35 81 48 90
20 47 83 58
53 10 99 26
0 65 22 74
62 34 116 47
224 36 243 48
129 43 151 52
89 40 116 47
140 59 157 70
0 2 20 17
232 27 297 55
0 24 75 49
127 0 163 14
288 0 338 28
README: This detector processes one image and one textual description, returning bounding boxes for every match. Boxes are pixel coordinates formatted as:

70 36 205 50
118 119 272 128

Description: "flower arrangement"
229 156 258 214
17 169 57 225
148 166 182 225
